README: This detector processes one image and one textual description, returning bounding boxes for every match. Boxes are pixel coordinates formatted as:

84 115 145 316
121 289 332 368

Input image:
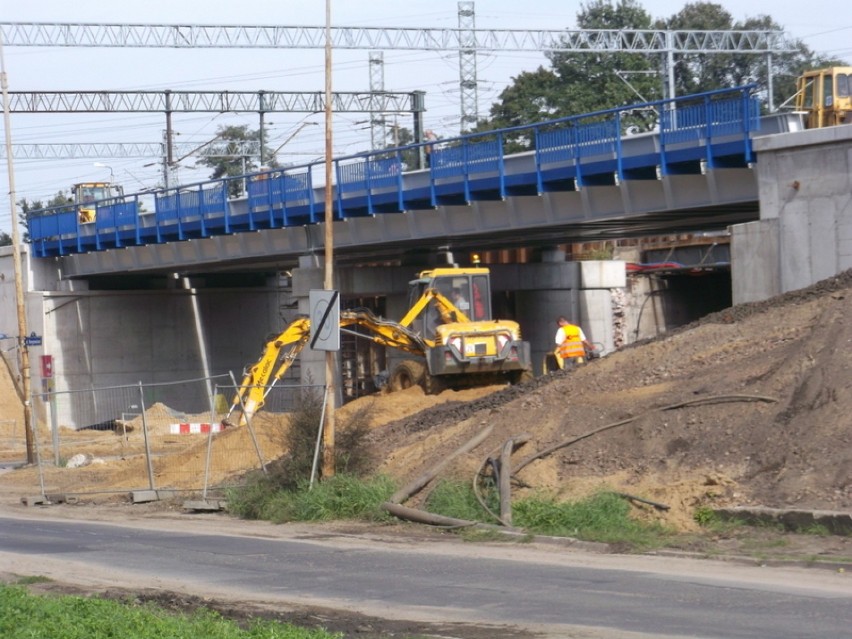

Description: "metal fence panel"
20 375 324 499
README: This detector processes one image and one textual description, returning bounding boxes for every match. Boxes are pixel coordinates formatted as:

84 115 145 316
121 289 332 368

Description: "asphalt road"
1 514 851 638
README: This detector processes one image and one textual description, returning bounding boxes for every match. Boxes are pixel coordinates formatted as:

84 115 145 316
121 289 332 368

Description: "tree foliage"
479 0 660 143
478 0 850 132
658 2 848 108
198 125 274 197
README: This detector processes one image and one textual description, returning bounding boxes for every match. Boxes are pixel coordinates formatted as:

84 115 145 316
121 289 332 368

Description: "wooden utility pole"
321 0 336 479
0 35 33 463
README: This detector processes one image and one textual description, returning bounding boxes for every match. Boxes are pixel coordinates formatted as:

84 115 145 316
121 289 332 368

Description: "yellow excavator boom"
224 268 531 426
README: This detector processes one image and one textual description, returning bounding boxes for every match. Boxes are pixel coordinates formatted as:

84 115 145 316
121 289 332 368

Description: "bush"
264 388 375 492
228 474 395 524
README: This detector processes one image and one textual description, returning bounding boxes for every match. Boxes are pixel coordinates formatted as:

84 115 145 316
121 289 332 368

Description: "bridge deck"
28 87 761 259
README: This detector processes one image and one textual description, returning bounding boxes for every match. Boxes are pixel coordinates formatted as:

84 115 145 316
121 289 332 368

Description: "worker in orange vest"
554 316 595 369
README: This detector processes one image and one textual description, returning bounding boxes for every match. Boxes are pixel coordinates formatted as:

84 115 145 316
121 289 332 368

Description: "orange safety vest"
557 324 586 360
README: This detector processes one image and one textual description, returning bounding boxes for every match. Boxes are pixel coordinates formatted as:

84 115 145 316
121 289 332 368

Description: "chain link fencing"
14 375 325 501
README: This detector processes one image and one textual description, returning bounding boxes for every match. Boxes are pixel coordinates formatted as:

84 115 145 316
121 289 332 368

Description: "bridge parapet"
28 86 761 259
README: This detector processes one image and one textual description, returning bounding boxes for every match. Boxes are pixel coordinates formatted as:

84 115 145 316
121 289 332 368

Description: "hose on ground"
513 394 777 475
472 434 530 527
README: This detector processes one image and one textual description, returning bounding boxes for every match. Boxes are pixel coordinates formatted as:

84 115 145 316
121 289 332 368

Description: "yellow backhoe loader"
794 66 852 129
224 266 532 426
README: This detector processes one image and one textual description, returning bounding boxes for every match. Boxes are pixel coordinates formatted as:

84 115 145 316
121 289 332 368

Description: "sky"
1 0 850 235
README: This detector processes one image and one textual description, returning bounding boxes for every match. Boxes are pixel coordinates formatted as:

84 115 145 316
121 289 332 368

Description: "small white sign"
309 289 340 352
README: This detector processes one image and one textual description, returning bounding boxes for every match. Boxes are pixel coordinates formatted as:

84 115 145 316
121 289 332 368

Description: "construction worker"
553 316 594 369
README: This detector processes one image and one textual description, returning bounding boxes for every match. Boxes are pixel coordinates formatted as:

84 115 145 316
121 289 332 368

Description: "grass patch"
13 575 51 585
0 585 341 639
228 474 396 524
425 481 671 551
424 478 500 523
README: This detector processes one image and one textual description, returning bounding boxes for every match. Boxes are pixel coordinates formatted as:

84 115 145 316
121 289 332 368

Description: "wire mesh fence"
0 419 25 465
15 375 325 500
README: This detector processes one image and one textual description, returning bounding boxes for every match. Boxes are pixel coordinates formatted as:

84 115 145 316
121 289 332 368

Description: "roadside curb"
648 548 852 572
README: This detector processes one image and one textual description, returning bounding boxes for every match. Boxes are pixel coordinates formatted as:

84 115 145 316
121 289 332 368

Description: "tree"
480 0 661 140
478 0 850 134
384 123 420 170
0 232 11 247
659 3 849 109
198 125 271 197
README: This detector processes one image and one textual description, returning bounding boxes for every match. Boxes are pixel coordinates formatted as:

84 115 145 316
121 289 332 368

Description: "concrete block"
183 499 227 512
20 493 78 506
731 219 780 305
130 489 177 504
578 260 626 289
20 495 48 506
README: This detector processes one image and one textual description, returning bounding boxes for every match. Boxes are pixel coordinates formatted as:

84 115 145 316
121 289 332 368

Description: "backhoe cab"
795 67 852 129
391 267 531 391
224 265 532 426
73 182 124 224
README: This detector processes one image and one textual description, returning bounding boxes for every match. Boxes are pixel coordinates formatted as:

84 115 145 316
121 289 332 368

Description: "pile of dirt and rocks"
2 270 852 535
353 269 852 532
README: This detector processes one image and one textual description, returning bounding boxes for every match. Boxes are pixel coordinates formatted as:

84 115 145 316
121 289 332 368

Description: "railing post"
308 166 318 223
334 160 344 220
743 88 754 164
704 93 714 170
462 137 471 202
497 131 506 199
396 149 405 211
615 110 624 183
533 126 544 195
365 155 374 215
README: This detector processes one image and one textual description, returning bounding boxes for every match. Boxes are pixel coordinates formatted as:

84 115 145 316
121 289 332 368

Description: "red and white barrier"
169 422 226 435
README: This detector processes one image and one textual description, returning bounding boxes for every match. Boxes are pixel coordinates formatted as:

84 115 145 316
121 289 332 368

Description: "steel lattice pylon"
0 22 793 53
0 142 263 160
369 51 386 150
0 10 796 135
457 2 478 132
5 90 420 114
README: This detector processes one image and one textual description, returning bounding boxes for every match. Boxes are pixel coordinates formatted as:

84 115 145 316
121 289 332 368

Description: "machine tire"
423 373 447 395
389 360 426 392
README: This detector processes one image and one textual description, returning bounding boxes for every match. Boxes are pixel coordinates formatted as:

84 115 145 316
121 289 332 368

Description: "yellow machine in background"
224 266 532 426
795 67 852 129
73 182 124 223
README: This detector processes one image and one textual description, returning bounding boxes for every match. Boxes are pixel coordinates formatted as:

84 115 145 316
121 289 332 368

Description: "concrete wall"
732 125 852 304
731 220 780 304
0 247 285 426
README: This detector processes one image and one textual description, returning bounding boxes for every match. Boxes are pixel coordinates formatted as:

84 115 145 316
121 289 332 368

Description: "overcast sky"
1 0 850 234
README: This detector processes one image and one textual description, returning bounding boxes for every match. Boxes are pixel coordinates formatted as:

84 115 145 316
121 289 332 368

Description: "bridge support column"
491 259 625 375
733 124 852 304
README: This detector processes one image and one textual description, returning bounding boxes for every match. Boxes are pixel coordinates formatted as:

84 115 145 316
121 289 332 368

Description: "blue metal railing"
27 85 760 258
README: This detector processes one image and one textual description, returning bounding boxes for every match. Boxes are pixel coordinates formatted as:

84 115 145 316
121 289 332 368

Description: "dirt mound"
356 270 852 531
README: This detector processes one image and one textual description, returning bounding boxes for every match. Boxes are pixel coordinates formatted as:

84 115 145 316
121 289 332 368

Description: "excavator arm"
397 288 470 331
224 285 527 426
224 318 311 426
224 310 430 426
339 308 428 354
